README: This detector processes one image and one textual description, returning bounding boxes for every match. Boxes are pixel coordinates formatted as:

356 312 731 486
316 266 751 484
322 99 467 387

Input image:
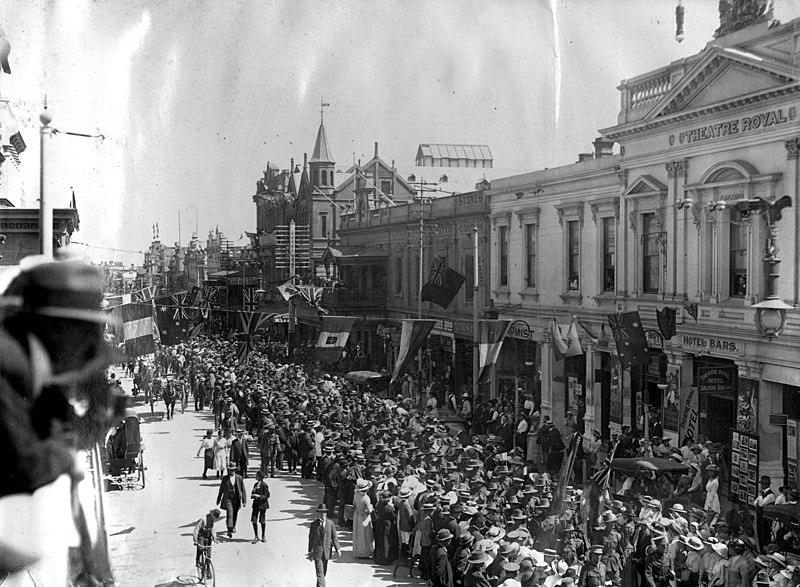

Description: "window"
465 255 474 301
381 180 391 196
642 213 660 293
729 209 747 297
321 170 327 185
525 223 537 288
603 217 616 292
319 213 328 238
395 257 402 294
499 226 509 287
567 220 580 290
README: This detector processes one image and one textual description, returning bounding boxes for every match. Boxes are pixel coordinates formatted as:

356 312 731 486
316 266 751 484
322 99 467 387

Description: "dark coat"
230 437 249 465
430 543 454 587
308 517 339 561
216 474 246 508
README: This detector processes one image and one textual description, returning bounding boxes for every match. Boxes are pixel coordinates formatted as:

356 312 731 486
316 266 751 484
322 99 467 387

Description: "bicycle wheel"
204 558 216 587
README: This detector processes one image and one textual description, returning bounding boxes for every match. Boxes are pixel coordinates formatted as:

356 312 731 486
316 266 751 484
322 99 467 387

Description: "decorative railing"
629 73 672 110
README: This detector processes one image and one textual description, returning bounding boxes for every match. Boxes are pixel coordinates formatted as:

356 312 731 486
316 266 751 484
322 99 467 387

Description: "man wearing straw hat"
430 528 454 587
308 503 340 587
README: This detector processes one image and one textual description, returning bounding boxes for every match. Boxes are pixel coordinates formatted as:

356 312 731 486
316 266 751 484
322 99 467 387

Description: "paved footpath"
104 370 424 587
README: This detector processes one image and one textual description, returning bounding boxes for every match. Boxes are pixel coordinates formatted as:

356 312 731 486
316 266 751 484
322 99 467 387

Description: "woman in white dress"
352 478 375 558
704 464 721 516
212 430 228 478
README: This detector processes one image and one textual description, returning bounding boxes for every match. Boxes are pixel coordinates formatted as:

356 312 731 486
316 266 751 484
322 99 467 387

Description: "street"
104 371 422 587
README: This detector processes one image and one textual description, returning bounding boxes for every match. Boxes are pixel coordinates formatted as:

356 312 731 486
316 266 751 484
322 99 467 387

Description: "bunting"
236 311 277 365
656 307 677 340
572 314 601 345
277 278 299 301
421 257 465 309
315 316 356 364
683 302 698 323
551 318 583 361
608 311 649 368
478 319 511 382
391 319 436 383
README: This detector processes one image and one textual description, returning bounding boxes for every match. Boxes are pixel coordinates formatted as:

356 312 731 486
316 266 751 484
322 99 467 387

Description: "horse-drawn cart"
102 409 146 490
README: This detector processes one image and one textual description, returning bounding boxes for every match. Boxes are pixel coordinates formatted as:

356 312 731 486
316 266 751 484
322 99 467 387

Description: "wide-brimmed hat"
682 536 704 551
712 543 728 559
356 478 373 491
436 529 453 542
316 504 327 513
398 487 412 499
769 553 788 567
468 551 490 565
207 508 222 521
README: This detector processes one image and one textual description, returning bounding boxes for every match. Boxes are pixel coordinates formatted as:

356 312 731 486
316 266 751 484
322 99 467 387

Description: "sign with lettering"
679 385 699 444
669 106 796 146
456 193 485 208
680 335 741 355
433 320 454 334
645 329 663 349
508 322 535 341
698 367 734 395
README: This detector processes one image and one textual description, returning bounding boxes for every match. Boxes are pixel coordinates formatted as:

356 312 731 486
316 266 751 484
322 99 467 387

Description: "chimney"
374 142 379 158
577 153 594 163
593 137 615 158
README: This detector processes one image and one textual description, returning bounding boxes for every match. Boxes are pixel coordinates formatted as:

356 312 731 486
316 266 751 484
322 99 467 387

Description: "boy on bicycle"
193 509 221 577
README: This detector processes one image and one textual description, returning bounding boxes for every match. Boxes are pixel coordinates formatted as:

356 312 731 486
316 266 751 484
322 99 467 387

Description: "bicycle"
177 543 215 586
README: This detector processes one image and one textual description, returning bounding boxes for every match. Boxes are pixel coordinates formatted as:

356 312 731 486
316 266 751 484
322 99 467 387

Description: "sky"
0 0 743 265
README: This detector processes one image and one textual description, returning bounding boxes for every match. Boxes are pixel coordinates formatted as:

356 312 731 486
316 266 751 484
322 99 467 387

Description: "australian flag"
607 311 649 368
421 257 465 309
656 307 677 340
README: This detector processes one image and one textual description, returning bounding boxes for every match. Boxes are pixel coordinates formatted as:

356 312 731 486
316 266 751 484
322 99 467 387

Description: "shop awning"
762 363 800 387
609 457 689 474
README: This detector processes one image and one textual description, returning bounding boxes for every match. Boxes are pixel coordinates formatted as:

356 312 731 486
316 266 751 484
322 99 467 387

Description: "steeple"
310 120 333 164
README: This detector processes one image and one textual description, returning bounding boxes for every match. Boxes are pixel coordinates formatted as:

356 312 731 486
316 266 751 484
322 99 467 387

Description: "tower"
309 99 335 195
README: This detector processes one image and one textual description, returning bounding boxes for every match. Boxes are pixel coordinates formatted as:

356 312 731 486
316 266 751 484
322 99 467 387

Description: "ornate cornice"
603 84 800 141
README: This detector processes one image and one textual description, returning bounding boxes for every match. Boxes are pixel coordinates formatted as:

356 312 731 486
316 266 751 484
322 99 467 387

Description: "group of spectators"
126 328 800 587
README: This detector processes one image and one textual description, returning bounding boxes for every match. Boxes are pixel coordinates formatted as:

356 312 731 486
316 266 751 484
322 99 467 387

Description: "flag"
478 319 511 382
155 304 186 346
608 311 649 368
115 303 156 357
684 302 698 322
315 316 356 364
551 318 582 361
554 432 582 512
421 257 465 309
105 293 132 308
391 319 436 383
293 285 327 314
572 314 601 345
277 278 299 301
204 284 224 308
236 311 277 365
187 285 203 306
243 287 259 311
9 132 26 155
656 307 677 340
133 285 158 303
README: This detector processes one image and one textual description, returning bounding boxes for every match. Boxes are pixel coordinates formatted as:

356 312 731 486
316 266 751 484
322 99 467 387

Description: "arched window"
321 170 327 185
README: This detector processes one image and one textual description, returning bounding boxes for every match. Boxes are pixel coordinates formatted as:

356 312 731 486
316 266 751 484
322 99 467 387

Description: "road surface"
103 370 423 586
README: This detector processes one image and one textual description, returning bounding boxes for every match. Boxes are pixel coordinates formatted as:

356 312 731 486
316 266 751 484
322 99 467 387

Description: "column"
540 341 553 420
784 137 800 304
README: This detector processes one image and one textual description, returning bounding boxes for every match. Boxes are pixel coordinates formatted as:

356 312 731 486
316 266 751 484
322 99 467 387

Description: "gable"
650 48 797 120
624 175 666 196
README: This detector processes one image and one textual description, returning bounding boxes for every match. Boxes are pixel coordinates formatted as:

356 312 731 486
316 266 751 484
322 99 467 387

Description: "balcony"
322 287 386 309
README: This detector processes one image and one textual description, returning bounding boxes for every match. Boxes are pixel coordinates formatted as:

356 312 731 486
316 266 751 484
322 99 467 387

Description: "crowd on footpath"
125 331 800 587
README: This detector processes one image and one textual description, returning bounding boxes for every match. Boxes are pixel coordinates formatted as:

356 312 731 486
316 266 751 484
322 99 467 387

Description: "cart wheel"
139 454 146 489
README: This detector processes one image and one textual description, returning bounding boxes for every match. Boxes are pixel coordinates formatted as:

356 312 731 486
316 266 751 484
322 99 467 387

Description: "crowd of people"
130 331 800 587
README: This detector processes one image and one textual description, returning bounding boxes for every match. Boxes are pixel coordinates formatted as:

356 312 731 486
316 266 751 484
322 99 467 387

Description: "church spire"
311 98 333 164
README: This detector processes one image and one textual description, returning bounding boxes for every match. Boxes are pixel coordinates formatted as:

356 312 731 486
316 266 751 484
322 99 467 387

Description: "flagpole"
472 224 479 408
39 105 53 257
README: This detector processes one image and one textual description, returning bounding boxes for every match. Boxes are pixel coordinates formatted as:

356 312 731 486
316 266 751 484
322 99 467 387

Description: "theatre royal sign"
668 106 796 147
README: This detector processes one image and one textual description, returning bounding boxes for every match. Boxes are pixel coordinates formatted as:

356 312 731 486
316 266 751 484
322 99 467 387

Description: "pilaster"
666 159 688 300
786 137 800 304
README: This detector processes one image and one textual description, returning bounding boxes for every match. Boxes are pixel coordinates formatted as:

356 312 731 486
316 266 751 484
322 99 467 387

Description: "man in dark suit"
229 430 250 478
307 504 340 587
430 528 454 587
216 465 247 538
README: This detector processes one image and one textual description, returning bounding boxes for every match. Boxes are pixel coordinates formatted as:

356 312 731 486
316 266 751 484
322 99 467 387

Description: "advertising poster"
610 363 622 424
679 385 699 444
736 379 758 435
663 370 680 433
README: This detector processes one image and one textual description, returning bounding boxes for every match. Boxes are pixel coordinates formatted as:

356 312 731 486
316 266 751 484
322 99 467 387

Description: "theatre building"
487 15 800 494
599 17 800 493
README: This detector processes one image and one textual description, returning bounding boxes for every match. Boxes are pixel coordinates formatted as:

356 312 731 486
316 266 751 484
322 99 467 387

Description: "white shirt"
516 419 528 434
754 487 776 508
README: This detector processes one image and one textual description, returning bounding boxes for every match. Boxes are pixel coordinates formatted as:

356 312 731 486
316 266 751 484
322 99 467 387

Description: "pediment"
649 47 797 120
624 175 666 196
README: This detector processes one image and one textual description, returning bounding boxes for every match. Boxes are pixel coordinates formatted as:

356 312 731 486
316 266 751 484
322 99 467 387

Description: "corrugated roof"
418 143 493 162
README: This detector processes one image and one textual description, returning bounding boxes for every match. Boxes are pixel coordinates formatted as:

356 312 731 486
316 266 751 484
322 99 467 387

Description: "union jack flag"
236 311 278 365
243 287 260 311
170 292 190 320
133 285 158 303
293 285 328 315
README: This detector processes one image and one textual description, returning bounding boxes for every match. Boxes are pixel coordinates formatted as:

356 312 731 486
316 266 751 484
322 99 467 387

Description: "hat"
486 526 505 542
497 543 515 557
316 504 327 513
436 529 453 542
769 553 787 567
399 487 412 499
422 501 436 510
712 543 728 559
458 532 475 545
5 260 108 323
207 508 222 521
503 561 521 573
670 503 686 514
356 478 373 491
683 536 704 551
468 551 490 565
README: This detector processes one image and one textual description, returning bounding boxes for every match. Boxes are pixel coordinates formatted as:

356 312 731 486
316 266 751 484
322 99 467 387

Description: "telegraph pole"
472 225 480 404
